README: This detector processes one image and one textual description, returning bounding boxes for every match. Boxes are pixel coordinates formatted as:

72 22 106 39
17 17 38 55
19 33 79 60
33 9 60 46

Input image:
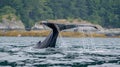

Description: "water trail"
89 31 96 50
99 28 108 50
78 26 96 51
78 26 86 50
55 24 66 48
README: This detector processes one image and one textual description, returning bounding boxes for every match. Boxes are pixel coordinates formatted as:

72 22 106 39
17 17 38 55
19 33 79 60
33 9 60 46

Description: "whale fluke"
42 22 76 31
35 22 99 49
35 22 76 48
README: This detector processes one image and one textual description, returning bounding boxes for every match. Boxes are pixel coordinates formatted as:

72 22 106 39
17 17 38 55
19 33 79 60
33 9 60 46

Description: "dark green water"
0 37 120 67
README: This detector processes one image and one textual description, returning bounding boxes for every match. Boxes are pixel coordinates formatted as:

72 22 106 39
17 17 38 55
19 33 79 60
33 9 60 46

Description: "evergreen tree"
0 0 119 28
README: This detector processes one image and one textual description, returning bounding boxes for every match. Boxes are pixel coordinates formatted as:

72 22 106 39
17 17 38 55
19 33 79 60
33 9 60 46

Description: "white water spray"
55 24 66 48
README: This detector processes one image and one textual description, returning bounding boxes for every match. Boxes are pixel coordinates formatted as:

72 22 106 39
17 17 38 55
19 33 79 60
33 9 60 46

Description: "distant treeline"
0 0 120 28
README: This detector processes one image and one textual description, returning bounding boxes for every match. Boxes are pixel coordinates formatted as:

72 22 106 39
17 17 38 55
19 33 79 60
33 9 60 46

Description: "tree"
0 0 120 28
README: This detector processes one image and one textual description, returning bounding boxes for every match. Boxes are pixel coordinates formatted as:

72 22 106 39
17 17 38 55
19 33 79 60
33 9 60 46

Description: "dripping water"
55 24 66 48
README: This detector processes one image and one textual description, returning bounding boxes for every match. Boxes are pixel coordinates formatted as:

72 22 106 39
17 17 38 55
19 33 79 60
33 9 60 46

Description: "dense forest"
0 0 120 28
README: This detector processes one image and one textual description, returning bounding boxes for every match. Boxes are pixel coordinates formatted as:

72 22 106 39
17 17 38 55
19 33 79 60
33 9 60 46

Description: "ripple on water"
0 37 120 67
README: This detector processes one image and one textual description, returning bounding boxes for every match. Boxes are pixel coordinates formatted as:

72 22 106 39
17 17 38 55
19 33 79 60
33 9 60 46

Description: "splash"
55 24 66 48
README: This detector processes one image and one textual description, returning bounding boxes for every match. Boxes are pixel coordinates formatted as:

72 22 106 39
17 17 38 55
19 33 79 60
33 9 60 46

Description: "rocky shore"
0 14 25 30
0 30 107 37
0 18 120 37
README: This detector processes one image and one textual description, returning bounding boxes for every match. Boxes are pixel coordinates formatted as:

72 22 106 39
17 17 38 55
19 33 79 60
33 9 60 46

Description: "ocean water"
0 37 120 67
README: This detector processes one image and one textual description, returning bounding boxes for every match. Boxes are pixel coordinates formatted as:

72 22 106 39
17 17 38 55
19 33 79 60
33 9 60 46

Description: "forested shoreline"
0 0 120 28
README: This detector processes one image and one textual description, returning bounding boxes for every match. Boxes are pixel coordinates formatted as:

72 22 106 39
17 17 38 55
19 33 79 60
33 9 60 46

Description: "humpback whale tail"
36 22 99 48
35 22 76 48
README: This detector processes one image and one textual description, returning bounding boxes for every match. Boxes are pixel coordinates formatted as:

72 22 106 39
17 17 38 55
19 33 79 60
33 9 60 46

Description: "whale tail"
42 22 76 31
36 22 99 48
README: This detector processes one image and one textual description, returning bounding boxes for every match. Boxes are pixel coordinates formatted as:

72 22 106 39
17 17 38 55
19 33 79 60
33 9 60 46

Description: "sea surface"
0 37 120 67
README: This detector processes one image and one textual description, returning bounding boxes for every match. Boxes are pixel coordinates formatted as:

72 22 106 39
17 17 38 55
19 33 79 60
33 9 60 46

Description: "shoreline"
0 30 119 38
